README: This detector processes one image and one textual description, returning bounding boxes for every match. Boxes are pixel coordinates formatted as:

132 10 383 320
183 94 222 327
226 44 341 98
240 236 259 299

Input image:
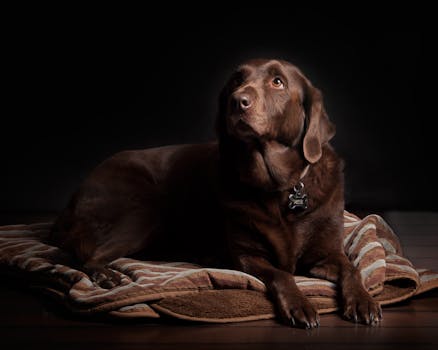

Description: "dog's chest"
256 198 313 268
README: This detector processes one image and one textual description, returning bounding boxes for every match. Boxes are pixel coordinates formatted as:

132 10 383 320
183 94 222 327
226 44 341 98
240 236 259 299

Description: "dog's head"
217 59 335 163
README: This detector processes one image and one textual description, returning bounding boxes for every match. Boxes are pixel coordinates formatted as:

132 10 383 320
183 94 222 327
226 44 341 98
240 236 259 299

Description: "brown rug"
0 211 437 323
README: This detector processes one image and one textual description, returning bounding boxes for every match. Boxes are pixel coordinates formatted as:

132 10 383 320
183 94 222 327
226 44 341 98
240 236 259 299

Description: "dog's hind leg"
76 210 158 289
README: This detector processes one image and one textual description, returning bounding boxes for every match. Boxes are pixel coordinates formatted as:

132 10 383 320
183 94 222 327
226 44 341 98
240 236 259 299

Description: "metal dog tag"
288 182 308 211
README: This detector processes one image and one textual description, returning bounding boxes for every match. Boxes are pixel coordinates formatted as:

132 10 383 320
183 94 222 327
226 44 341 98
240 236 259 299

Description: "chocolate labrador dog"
50 59 382 328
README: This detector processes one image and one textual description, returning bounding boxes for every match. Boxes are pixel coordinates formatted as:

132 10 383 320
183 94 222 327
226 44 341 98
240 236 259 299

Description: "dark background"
1 13 436 214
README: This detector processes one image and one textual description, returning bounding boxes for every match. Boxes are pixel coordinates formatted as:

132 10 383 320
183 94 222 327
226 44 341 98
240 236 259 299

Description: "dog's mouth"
229 116 261 140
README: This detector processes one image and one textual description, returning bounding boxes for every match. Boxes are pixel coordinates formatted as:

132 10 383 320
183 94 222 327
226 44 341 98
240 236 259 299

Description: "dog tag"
288 182 308 211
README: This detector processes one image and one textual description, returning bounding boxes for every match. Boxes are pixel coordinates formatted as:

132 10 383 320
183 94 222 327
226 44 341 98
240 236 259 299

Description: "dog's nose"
234 93 252 111
240 95 252 110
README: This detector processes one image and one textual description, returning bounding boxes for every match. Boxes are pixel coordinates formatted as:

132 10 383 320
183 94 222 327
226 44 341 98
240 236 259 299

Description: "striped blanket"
0 211 437 323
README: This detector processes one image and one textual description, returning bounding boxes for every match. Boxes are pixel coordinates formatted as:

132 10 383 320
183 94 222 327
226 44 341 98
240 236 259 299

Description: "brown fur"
50 59 381 328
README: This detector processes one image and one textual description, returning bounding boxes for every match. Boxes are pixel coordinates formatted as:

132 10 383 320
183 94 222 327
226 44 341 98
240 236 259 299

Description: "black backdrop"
2 18 436 212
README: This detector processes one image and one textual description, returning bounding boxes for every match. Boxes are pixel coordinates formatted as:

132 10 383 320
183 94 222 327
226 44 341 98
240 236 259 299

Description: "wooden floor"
0 211 437 350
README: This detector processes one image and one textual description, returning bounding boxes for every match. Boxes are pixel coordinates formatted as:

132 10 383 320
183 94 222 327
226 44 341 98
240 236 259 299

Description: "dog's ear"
302 80 335 163
216 72 240 154
215 82 230 142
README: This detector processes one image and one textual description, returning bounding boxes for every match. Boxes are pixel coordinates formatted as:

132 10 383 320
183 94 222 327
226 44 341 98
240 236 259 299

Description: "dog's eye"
230 72 245 88
272 77 284 88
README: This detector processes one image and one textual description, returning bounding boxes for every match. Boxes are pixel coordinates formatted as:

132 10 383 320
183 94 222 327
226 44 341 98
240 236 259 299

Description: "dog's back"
50 142 228 273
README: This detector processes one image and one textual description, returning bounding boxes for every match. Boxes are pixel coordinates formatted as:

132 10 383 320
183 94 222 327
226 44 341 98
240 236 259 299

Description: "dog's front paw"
276 293 320 329
343 290 382 325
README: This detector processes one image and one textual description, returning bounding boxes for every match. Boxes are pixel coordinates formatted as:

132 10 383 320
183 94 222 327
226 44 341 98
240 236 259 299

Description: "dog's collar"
288 164 310 212
298 164 310 181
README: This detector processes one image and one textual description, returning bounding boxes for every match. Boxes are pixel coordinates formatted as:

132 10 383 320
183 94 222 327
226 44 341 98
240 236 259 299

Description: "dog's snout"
233 93 253 112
